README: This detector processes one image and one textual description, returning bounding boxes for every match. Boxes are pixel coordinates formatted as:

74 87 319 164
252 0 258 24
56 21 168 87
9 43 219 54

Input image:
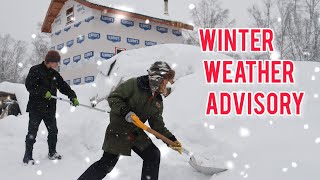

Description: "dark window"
67 7 74 16
66 7 75 25
115 47 126 54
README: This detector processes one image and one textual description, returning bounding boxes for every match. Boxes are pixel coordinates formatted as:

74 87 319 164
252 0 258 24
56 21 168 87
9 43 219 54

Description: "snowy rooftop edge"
85 0 190 25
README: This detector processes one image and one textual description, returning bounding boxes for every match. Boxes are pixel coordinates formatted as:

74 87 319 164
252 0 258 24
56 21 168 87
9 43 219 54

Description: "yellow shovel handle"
131 114 179 147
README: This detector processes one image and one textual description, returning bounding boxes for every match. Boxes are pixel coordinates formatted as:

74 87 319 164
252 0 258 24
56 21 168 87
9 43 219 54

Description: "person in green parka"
78 61 182 180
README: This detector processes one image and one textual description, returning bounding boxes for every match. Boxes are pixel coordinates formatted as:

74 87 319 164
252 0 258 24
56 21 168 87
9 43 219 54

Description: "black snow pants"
25 111 58 155
78 143 161 180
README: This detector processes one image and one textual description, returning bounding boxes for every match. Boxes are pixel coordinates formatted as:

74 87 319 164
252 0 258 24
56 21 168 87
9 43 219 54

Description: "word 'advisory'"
199 28 305 116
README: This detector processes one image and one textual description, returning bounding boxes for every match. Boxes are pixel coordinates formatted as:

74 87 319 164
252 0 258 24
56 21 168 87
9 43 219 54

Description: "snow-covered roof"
42 0 193 33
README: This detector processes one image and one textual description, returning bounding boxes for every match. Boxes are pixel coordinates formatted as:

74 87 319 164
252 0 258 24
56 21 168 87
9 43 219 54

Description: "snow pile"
1 44 320 180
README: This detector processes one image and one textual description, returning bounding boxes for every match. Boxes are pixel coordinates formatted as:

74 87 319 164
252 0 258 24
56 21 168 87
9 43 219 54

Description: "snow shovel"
131 115 228 176
51 96 107 113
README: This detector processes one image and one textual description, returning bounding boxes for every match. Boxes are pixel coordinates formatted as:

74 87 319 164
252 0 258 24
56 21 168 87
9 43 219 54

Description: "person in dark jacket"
23 50 79 165
78 61 182 180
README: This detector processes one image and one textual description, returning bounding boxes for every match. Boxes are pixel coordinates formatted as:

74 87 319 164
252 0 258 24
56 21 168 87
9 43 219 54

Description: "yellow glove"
169 141 182 154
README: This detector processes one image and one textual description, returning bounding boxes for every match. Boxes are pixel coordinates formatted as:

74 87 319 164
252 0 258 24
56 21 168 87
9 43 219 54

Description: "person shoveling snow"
78 61 182 180
23 50 80 165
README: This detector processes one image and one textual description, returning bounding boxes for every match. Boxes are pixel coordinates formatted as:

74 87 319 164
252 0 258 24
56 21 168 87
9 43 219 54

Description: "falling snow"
85 157 90 163
282 168 288 172
232 153 238 158
171 63 177 69
70 106 76 112
36 170 42 176
188 4 195 10
311 75 316 80
1 44 320 180
291 162 298 168
225 160 235 169
204 122 208 127
239 127 250 137
60 47 68 54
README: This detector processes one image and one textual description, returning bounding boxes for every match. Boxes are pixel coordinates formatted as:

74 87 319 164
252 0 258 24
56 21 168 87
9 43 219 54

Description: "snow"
1 44 320 179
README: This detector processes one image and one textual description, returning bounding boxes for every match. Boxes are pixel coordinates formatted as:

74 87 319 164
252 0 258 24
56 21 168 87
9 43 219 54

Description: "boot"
23 143 34 165
48 152 62 160
48 138 62 160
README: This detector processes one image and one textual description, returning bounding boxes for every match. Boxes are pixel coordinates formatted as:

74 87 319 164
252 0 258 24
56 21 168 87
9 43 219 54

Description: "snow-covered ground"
0 44 320 180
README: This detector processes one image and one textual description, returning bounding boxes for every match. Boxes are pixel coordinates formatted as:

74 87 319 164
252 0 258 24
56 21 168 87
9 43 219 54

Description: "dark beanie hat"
45 50 61 63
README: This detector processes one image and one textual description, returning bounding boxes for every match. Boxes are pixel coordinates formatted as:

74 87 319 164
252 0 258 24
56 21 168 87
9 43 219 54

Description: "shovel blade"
188 158 227 175
183 148 227 176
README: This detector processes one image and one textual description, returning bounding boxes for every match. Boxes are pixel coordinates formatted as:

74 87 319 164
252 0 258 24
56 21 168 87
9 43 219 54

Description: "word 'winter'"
203 60 294 84
199 28 274 52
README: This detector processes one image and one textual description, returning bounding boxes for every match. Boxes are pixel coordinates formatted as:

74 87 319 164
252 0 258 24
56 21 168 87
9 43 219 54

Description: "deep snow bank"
0 44 320 180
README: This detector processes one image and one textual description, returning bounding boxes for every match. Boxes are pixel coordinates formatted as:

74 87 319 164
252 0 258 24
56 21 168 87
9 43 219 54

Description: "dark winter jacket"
103 75 176 156
25 62 76 113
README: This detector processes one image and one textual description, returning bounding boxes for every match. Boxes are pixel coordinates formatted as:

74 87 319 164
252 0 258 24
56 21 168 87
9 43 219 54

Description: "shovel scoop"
131 115 228 176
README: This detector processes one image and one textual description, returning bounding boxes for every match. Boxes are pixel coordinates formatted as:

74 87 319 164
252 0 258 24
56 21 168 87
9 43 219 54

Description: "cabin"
41 0 193 85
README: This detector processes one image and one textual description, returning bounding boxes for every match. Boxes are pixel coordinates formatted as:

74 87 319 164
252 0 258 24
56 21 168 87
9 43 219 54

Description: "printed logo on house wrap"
88 32 100 40
74 21 82 27
172 30 182 36
107 35 121 43
77 35 85 44
67 40 74 47
101 15 114 24
139 23 152 31
73 55 81 63
77 4 85 13
145 41 157 46
64 26 71 32
57 43 64 50
156 26 168 33
100 52 114 60
121 19 134 27
84 51 94 59
55 30 61 36
85 16 94 22
85 76 95 83
73 78 81 85
63 58 70 65
127 38 140 45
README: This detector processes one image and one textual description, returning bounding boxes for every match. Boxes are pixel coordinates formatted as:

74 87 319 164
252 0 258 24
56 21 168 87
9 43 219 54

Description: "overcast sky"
0 0 257 42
